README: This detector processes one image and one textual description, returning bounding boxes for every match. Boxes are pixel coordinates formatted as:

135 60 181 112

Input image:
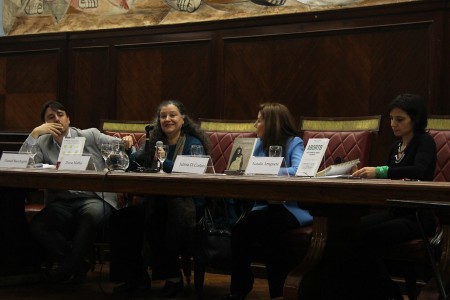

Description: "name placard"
296 138 329 177
172 155 210 174
0 152 31 168
58 155 91 171
245 156 283 175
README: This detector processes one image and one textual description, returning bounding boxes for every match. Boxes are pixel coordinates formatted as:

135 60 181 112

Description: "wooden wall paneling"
114 38 214 122
221 16 436 164
159 41 213 120
0 49 60 131
443 4 450 113
0 33 67 132
425 10 445 115
209 31 224 120
0 58 5 128
115 45 163 121
68 46 112 129
223 33 320 120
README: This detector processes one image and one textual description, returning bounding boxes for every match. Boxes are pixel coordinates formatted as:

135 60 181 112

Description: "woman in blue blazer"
223 102 312 300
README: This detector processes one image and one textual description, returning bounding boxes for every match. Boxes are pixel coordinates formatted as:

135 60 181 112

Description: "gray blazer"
23 127 120 209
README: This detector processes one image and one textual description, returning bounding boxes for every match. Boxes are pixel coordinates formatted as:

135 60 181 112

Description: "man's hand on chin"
31 123 64 139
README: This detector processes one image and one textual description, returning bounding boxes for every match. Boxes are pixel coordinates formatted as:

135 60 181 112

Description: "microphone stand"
133 124 159 173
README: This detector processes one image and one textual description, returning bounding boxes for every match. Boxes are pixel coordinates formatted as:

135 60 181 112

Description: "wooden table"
1 168 450 298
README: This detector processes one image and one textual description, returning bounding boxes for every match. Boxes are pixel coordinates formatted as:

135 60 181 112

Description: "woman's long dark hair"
149 100 210 154
387 93 428 134
258 102 298 156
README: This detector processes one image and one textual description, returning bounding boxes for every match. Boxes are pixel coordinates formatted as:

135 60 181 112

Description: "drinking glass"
269 145 283 157
101 143 113 163
29 144 38 158
21 143 38 167
190 145 204 156
156 145 169 173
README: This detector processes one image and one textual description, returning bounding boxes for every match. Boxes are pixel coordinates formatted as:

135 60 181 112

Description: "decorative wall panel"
0 50 59 130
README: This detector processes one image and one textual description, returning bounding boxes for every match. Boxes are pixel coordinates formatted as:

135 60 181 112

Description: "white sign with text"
57 137 86 163
245 156 283 175
296 138 329 177
58 155 91 171
0 152 31 168
172 155 210 174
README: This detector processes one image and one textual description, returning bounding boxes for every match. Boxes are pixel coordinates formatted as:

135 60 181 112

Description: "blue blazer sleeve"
285 137 304 176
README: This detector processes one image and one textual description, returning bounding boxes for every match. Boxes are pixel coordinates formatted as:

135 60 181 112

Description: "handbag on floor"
195 199 246 270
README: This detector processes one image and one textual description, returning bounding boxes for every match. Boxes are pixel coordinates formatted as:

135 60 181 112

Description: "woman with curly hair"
111 100 209 298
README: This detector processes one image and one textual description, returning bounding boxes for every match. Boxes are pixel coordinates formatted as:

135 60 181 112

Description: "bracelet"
375 166 389 179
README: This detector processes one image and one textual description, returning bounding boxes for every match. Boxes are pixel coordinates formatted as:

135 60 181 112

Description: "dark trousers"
0 188 42 273
359 209 436 247
110 197 198 283
109 205 147 283
359 209 436 294
229 205 300 298
327 209 437 300
30 197 112 273
148 197 196 280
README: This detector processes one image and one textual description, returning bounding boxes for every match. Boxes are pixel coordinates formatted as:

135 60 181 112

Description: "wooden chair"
100 119 150 150
385 115 450 300
299 115 381 170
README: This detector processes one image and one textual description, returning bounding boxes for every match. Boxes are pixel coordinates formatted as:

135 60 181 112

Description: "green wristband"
375 166 389 179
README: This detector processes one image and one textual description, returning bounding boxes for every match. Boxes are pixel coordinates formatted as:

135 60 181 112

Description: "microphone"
135 124 156 171
143 124 154 153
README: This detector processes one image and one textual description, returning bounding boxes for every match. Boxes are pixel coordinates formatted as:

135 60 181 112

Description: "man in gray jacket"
21 101 121 283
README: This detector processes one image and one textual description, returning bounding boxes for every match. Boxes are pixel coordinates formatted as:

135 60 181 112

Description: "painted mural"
2 0 417 36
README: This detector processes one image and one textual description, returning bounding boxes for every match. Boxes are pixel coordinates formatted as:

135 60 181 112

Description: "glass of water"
101 143 113 163
190 145 205 156
269 145 283 157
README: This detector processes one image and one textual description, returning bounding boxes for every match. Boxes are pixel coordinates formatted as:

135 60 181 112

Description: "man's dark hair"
40 101 67 122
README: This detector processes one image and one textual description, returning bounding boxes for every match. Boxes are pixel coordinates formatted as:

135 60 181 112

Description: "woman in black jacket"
351 93 437 300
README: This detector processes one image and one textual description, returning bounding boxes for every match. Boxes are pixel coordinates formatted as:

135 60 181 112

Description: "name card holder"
296 138 329 177
172 155 215 174
0 151 32 169
58 155 95 171
245 156 287 176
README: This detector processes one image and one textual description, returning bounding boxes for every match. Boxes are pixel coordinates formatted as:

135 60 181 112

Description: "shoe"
45 265 72 283
159 280 183 298
113 282 150 295
222 292 249 300
42 260 90 285
60 260 91 285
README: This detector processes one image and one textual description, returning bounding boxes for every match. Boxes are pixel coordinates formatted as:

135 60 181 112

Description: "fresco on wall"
2 0 417 36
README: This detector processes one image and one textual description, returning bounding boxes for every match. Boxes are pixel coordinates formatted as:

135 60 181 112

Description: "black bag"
196 199 246 270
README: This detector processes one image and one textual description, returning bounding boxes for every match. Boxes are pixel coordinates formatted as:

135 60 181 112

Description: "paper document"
315 159 360 177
